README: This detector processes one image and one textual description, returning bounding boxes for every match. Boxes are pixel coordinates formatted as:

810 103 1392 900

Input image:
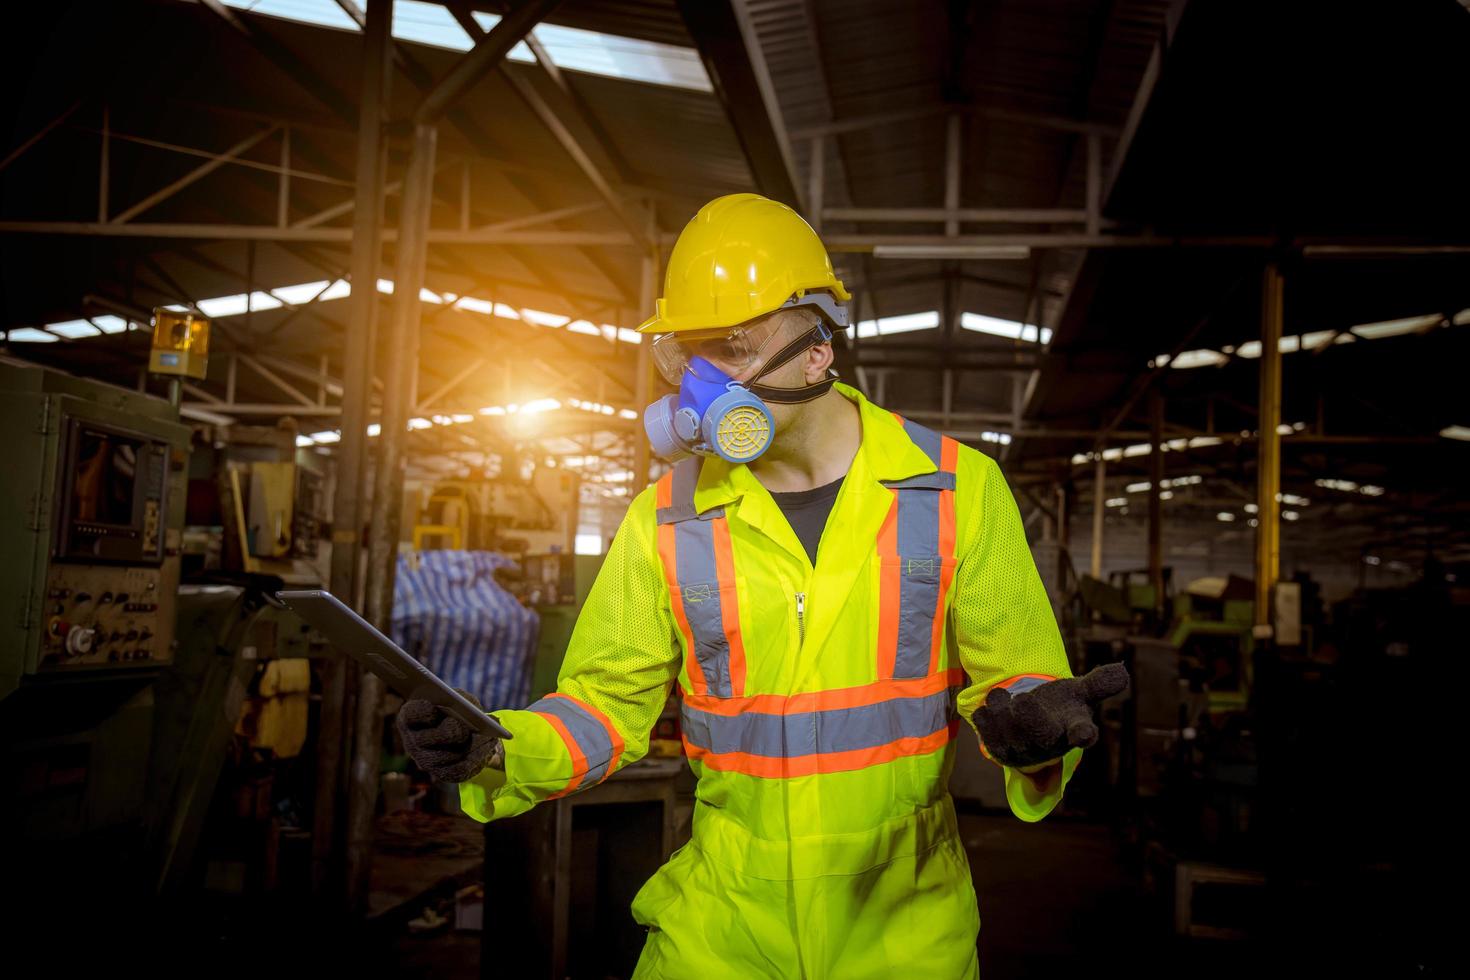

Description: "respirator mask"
643 293 849 463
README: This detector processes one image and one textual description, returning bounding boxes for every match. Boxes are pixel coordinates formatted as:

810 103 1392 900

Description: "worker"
397 193 1129 978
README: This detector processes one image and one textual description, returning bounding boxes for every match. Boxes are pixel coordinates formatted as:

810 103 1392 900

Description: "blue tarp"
392 550 539 711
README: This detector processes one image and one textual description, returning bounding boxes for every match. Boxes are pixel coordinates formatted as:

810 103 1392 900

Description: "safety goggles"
650 319 785 385
650 292 851 386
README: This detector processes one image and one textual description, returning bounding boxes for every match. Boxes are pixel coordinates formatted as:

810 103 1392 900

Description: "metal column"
633 229 658 492
344 0 564 915
1090 456 1105 579
1255 263 1284 628
1148 390 1164 618
318 0 390 901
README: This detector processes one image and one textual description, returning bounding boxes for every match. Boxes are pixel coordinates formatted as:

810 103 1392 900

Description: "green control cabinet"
0 359 190 701
524 552 606 699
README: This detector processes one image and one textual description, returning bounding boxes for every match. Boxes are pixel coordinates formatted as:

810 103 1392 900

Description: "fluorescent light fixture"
1217 512 1236 522
367 423 382 437
1279 493 1310 507
1159 490 1174 500
1283 510 1300 521
493 303 521 321
980 431 1012 445
960 312 1052 344
1244 503 1259 514
377 279 394 294
872 245 1030 260
418 288 444 304
407 417 433 430
431 415 455 426
46 319 101 338
1352 314 1441 340
295 434 314 447
522 398 561 413
1364 555 1381 566
1105 497 1128 508
617 328 643 345
1169 349 1230 369
90 315 129 334
451 413 474 424
619 408 639 419
480 405 506 416
566 320 601 336
1440 425 1470 441
310 430 341 444
1126 481 1151 493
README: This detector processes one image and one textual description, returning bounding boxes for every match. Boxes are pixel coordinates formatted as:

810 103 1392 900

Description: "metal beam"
788 103 1122 141
1255 263 1284 629
676 0 802 208
201 0 358 124
0 99 80 174
416 357 487 411
0 222 633 245
414 0 563 124
444 4 649 251
238 353 317 407
110 126 279 224
824 207 1093 225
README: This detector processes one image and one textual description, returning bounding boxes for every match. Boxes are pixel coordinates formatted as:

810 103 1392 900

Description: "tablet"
275 589 512 740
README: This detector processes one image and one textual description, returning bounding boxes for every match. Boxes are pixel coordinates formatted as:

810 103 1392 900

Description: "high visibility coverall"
462 383 1083 978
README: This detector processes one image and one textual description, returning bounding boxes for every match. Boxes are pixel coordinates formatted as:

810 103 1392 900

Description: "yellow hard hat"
638 193 851 336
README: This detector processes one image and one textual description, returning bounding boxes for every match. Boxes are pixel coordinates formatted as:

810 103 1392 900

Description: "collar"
689 382 938 517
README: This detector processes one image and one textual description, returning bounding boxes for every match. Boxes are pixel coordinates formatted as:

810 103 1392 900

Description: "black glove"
974 663 1129 769
395 688 502 784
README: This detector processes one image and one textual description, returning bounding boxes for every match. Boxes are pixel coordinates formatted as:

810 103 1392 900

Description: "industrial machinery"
521 551 605 698
0 357 190 894
0 357 190 698
409 466 579 556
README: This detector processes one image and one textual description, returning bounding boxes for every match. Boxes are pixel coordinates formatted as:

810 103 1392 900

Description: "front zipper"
795 591 806 645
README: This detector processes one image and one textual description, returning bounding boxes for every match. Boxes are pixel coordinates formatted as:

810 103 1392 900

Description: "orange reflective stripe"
876 493 901 677
548 692 627 778
995 673 1057 691
684 668 964 717
684 720 959 779
655 485 707 695
930 435 960 674
540 711 590 798
710 515 746 697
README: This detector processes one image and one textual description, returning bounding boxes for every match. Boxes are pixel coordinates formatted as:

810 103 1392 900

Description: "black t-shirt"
769 476 845 566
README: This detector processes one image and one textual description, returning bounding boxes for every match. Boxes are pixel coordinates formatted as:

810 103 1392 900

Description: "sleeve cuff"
1002 746 1082 823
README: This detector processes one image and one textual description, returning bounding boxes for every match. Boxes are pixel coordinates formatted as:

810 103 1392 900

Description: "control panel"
39 565 174 670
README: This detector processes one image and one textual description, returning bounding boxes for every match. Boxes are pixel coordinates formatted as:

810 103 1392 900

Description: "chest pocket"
655 459 746 698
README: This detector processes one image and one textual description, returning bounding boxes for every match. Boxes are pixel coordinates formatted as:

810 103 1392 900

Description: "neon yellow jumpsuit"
461 383 1083 978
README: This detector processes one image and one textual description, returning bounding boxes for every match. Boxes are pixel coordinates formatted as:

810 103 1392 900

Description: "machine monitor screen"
71 430 141 526
56 418 169 564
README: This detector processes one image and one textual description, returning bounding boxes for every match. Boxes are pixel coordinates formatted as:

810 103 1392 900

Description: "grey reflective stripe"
999 676 1051 696
656 457 734 697
674 519 734 697
893 484 942 678
681 687 956 758
529 695 616 786
902 417 943 466
882 417 953 679
656 456 704 525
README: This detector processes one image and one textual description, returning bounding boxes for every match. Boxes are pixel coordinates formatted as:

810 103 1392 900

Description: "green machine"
523 552 606 698
0 357 190 885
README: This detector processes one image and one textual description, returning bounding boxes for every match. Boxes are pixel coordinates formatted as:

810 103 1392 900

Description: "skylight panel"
90 315 130 334
855 310 940 339
46 319 101 338
220 1 360 32
960 312 1052 344
7 327 59 343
